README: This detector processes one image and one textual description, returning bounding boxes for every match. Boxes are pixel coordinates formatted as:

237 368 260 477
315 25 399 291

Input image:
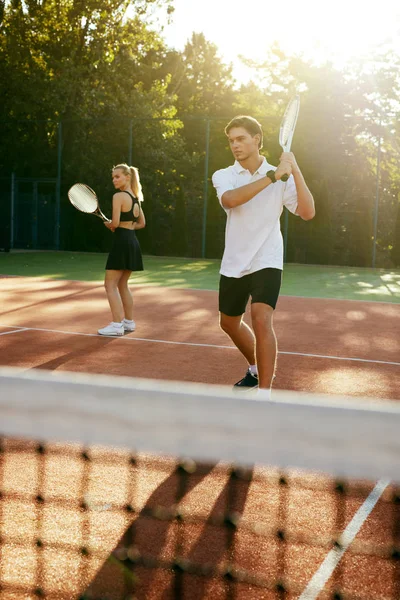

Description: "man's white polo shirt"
212 157 298 278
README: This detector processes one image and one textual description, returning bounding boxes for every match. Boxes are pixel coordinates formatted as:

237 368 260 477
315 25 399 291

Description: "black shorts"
219 268 282 316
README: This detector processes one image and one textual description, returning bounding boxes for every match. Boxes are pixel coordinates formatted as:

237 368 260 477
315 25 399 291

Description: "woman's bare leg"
104 270 124 322
118 270 134 320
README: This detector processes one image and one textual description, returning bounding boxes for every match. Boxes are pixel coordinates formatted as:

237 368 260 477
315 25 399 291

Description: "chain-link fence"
0 115 398 268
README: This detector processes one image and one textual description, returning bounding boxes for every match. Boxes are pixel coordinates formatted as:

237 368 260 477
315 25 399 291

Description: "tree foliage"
0 1 399 266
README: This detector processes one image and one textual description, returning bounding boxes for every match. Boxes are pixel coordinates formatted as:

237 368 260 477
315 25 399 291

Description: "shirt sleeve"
282 174 298 215
212 169 234 209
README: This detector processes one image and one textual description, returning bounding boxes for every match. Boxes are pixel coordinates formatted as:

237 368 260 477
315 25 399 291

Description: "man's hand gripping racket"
68 183 111 222
274 95 300 182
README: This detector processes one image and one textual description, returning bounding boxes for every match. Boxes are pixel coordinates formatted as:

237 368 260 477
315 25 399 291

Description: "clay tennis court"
0 275 399 599
0 276 398 399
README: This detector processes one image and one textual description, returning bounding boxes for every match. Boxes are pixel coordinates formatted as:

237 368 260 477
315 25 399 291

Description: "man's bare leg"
219 312 256 365
251 303 277 389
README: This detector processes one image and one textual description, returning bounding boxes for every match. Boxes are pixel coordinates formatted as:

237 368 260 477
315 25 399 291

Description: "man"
212 115 315 399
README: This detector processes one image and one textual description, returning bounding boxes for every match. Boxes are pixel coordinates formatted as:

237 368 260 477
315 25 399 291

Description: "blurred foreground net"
1 367 400 600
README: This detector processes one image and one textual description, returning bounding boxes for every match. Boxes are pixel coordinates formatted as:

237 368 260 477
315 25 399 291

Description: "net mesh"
68 184 98 214
1 367 400 600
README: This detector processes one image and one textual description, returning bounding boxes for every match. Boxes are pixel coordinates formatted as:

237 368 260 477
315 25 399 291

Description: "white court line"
0 324 399 367
0 325 232 349
298 479 390 599
0 328 29 336
279 351 400 367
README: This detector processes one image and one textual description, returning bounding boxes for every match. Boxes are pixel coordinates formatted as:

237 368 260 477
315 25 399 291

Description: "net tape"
1 368 400 599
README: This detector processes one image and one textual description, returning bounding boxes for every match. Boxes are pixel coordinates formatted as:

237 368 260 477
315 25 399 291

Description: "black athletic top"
119 191 140 222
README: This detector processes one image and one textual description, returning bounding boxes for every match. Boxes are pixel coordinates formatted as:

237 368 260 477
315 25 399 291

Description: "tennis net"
1 366 400 600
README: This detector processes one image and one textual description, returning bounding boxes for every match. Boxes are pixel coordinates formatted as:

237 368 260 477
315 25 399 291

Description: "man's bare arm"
292 169 315 220
221 175 275 209
276 152 315 221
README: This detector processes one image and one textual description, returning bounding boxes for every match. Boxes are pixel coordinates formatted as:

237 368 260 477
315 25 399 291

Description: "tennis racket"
68 183 110 222
278 94 300 181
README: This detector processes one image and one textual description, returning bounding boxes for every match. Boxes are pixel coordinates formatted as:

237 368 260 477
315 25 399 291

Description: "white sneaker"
122 319 136 332
98 322 124 336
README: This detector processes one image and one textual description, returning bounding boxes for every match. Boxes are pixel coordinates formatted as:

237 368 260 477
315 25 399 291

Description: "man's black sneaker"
233 369 259 389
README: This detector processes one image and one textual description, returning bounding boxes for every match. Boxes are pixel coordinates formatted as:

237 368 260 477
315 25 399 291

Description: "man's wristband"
267 170 276 183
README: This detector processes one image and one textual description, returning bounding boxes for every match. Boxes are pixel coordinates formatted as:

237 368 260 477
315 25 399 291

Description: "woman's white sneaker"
122 319 136 332
98 322 124 336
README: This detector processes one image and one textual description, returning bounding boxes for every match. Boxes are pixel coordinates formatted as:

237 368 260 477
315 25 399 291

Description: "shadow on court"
32 336 116 371
85 465 254 600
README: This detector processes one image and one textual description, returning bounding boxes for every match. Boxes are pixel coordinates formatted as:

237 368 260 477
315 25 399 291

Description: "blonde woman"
98 164 146 336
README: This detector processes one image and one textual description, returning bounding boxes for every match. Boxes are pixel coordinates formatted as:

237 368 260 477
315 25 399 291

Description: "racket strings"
279 97 300 148
69 184 98 213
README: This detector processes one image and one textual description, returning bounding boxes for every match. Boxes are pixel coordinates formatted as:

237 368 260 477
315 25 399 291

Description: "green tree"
152 33 238 256
0 0 201 254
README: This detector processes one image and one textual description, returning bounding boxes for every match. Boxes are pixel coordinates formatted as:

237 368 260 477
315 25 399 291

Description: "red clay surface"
0 276 399 599
0 276 398 398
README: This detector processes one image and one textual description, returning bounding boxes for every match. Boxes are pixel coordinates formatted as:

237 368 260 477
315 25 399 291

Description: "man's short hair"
225 116 263 149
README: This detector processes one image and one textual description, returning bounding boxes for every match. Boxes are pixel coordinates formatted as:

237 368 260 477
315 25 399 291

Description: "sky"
153 0 400 84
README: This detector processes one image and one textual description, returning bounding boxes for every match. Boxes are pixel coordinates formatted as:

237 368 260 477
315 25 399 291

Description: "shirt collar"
233 156 270 175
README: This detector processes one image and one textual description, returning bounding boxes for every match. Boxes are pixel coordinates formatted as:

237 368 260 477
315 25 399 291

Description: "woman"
98 163 146 336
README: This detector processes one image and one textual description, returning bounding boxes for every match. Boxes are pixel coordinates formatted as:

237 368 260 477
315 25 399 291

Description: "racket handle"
281 174 289 182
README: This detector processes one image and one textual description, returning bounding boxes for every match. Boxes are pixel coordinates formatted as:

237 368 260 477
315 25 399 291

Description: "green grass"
0 251 399 303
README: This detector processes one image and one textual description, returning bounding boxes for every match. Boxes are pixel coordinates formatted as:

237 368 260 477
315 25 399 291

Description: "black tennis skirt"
105 228 144 272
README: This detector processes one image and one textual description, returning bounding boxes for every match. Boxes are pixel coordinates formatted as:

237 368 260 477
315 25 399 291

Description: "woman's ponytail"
130 166 144 203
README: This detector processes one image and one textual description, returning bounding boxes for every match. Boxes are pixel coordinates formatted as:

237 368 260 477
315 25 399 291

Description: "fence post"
33 181 38 249
201 118 211 259
128 120 133 165
372 118 382 268
10 172 15 250
55 121 62 250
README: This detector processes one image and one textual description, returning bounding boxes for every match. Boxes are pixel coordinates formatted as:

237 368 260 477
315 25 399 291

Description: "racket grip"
281 174 289 182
